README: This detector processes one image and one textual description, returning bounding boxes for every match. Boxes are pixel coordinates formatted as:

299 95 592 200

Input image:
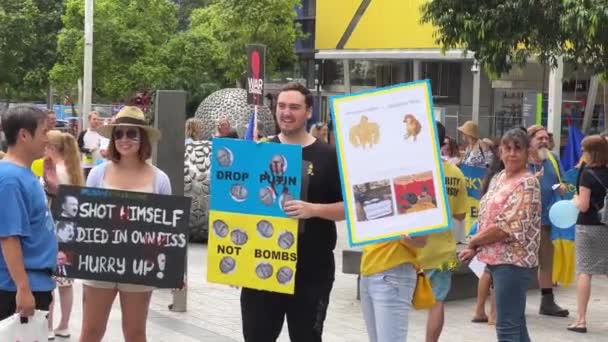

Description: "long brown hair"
47 130 85 186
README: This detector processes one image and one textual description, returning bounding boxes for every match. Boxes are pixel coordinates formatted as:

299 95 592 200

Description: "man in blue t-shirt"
527 125 569 318
0 105 58 321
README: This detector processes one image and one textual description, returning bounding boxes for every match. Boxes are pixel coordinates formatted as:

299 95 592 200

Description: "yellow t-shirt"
417 161 468 270
360 240 418 276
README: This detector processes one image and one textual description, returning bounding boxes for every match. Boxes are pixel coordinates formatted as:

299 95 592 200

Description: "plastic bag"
0 310 48 341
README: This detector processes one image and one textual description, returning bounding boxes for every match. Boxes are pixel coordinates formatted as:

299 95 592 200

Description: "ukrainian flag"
550 125 584 287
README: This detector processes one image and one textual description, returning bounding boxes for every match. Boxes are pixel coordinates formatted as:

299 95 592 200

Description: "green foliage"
0 0 63 101
421 0 608 77
189 0 302 86
51 0 179 102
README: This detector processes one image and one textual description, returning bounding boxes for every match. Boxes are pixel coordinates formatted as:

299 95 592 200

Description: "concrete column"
582 75 599 133
153 90 188 312
547 57 564 154
343 59 351 94
413 60 421 81
471 63 481 125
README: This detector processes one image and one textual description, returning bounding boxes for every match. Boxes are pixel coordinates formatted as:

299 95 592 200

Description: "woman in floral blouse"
459 128 541 342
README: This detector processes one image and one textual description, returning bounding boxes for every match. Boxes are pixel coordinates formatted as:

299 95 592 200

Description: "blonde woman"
44 130 84 339
79 106 170 342
458 121 494 168
185 117 203 144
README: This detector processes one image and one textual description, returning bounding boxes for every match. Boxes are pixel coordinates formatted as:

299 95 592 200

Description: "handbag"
0 310 48 341
411 267 436 310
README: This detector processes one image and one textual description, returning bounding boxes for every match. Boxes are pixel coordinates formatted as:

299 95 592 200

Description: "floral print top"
461 142 494 168
477 171 541 268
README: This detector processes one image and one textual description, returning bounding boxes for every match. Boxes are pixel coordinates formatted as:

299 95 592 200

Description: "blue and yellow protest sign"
330 80 452 247
459 165 487 235
206 139 302 294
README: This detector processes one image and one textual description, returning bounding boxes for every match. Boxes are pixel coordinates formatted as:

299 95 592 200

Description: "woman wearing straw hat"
79 106 171 342
458 120 494 168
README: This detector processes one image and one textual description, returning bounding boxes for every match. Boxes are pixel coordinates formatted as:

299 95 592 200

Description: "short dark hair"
1 105 47 146
106 127 152 162
278 82 313 109
435 121 446 147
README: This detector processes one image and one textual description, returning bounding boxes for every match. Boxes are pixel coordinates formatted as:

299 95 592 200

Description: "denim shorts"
425 269 452 301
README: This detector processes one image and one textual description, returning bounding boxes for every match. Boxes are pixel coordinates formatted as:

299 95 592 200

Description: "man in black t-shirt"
240 82 344 342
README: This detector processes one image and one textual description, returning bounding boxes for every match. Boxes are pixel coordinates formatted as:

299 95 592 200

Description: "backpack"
586 169 608 225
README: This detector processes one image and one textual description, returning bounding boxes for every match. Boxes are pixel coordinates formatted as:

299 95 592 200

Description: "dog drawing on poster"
403 114 421 142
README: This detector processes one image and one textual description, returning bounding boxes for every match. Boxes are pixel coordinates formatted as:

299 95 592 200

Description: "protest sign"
330 80 451 247
246 44 266 106
459 165 487 235
51 186 191 288
207 139 302 294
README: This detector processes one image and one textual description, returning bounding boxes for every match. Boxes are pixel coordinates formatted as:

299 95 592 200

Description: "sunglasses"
113 128 140 141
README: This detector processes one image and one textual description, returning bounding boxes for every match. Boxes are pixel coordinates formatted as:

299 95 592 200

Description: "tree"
51 0 179 102
188 0 303 87
172 0 211 31
0 0 64 102
420 0 608 77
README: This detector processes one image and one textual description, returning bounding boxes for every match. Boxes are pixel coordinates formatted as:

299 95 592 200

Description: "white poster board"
330 80 452 247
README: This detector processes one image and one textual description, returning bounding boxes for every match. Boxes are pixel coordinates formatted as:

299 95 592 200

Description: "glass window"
421 62 461 105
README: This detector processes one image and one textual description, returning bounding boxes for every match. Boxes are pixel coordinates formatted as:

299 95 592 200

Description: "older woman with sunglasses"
79 106 171 342
459 128 541 342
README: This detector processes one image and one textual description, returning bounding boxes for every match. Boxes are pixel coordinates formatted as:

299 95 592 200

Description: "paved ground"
54 222 608 341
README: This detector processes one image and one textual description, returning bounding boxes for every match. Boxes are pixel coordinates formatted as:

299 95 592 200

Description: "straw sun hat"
457 120 479 139
97 106 161 142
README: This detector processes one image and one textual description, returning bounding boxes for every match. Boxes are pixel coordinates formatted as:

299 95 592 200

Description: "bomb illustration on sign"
278 231 295 250
216 147 234 167
259 186 276 206
279 192 294 211
231 228 248 245
277 266 294 284
220 256 236 274
230 184 248 202
212 219 229 238
256 220 274 238
256 262 273 279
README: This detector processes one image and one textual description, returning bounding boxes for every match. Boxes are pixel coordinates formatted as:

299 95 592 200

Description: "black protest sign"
246 44 266 105
51 185 191 288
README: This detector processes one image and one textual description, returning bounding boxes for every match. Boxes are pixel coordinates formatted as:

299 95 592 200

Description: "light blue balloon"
549 200 579 229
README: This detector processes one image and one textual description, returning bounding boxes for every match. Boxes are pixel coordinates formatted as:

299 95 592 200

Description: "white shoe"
48 331 55 340
54 328 71 338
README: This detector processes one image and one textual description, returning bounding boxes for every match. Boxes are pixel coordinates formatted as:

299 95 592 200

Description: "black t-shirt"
576 166 608 225
271 137 343 282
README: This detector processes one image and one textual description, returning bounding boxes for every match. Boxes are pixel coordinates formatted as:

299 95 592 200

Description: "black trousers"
241 278 334 342
0 290 53 321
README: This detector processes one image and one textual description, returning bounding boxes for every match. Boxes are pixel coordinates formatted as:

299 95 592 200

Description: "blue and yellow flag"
550 166 578 287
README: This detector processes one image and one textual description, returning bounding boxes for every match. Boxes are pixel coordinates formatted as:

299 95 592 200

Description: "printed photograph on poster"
330 80 452 247
393 171 437 215
50 185 191 288
207 211 298 294
353 180 394 221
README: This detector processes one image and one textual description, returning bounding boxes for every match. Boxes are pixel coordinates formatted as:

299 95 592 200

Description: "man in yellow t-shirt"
418 121 467 342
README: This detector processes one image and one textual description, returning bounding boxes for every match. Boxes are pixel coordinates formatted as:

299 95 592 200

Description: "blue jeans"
360 263 416 342
489 264 533 342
